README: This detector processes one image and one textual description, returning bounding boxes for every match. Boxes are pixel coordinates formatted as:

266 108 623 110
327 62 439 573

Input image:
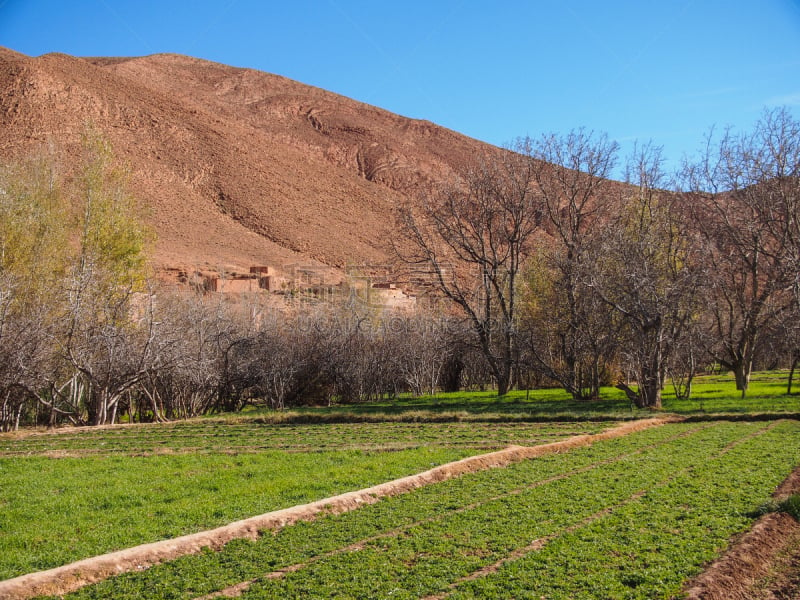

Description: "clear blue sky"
1 0 799 175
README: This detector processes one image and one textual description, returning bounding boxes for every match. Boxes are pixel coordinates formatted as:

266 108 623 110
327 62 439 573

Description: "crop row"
0 446 476 580
239 421 796 600
51 420 795 600
451 420 799 598
1 421 613 457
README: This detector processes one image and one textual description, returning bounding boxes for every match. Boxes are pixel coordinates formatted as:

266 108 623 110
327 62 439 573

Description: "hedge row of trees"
1 109 798 429
0 131 497 429
400 107 800 408
1 279 497 429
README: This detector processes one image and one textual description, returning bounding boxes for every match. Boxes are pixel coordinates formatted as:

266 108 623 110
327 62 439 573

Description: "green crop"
50 421 800 600
0 420 611 458
0 420 608 580
0 447 473 580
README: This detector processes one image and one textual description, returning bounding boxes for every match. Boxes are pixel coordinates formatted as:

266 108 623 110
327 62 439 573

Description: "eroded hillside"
0 48 500 274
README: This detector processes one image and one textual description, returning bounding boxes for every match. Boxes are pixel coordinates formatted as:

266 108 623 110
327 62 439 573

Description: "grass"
779 495 800 521
228 370 800 423
48 420 800 600
754 494 800 521
0 448 473 580
0 421 609 580
452 422 796 599
0 421 612 457
2 370 798 594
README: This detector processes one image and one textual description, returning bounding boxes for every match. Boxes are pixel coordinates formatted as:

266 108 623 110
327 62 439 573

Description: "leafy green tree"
62 128 155 425
0 153 71 307
72 128 152 295
0 153 72 430
0 129 157 428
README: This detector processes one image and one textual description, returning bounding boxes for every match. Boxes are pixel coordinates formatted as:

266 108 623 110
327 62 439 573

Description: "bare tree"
138 292 238 420
238 308 311 410
591 144 701 409
0 277 30 431
388 313 451 397
397 152 542 395
61 274 159 425
517 130 620 399
683 108 799 394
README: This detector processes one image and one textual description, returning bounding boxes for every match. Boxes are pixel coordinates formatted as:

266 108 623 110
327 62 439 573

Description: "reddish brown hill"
0 48 499 275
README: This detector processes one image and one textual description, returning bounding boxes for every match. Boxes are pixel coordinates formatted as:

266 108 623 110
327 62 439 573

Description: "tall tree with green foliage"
0 153 72 430
0 153 71 305
62 128 155 425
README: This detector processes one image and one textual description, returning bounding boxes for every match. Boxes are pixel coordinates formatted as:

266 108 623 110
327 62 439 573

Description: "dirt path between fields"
0 417 673 599
683 465 800 600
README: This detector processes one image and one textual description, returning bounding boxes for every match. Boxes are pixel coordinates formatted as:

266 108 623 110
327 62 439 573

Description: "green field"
1 371 799 598
45 420 800 599
0 421 614 457
0 421 610 580
235 370 800 422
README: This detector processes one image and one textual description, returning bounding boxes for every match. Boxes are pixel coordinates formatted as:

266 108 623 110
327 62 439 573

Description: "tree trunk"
616 375 663 410
487 345 514 396
14 402 23 431
89 389 113 425
639 377 662 409
683 349 696 400
109 397 119 425
789 354 799 395
733 361 751 396
441 355 463 393
616 382 644 408
496 370 510 396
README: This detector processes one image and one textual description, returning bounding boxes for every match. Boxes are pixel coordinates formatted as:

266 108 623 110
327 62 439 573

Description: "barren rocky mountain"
0 47 500 277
